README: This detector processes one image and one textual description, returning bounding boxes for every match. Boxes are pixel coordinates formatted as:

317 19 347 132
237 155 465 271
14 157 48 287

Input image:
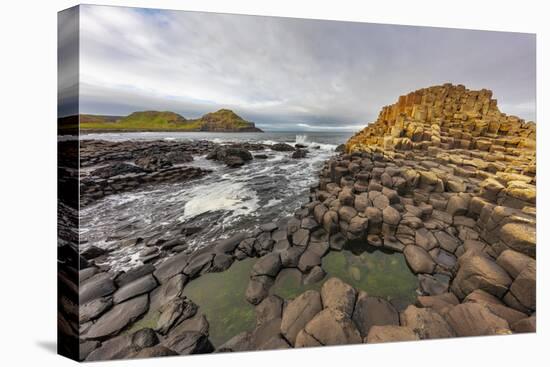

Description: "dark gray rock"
156 298 198 335
80 297 113 323
115 264 155 288
84 294 149 340
273 239 291 253
79 340 100 361
257 335 290 350
301 217 318 230
162 331 214 355
252 253 281 277
216 332 253 352
298 250 322 273
246 275 274 305
255 295 283 326
329 232 346 251
81 246 107 260
272 229 288 242
211 253 234 272
131 328 159 349
130 345 178 358
215 233 247 253
80 272 116 304
303 265 326 285
291 149 307 159
434 231 460 253
292 228 310 247
271 143 295 152
280 246 304 267
113 274 157 304
153 252 188 283
251 317 283 348
308 240 330 258
79 267 99 282
260 222 278 232
286 217 302 235
149 274 187 311
418 274 450 296
183 252 214 278
415 228 438 251
85 335 134 361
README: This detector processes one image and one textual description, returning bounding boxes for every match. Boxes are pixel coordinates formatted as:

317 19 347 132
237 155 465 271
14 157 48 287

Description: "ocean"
79 131 353 271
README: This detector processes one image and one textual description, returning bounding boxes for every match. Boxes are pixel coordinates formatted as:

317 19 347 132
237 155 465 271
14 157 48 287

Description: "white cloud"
76 5 537 129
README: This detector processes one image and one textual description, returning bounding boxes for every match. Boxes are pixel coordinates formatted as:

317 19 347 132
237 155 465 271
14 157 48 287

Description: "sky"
58 5 536 131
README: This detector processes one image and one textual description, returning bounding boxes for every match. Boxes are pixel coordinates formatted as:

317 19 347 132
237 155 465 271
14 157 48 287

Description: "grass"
78 109 259 131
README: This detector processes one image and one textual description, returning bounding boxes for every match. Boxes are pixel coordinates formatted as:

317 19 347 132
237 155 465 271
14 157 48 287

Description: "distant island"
79 109 263 132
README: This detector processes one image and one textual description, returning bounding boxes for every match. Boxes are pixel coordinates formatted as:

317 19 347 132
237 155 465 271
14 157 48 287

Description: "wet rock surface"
76 84 536 359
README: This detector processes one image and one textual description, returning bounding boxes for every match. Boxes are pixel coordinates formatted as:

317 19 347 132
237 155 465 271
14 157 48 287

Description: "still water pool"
181 241 418 347
271 242 419 309
183 258 257 347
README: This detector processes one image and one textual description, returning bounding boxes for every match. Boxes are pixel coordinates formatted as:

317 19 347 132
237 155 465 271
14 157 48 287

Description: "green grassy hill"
80 114 123 124
79 109 262 132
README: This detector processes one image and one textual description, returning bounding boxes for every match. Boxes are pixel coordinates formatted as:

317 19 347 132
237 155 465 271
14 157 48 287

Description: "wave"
178 178 259 223
295 134 308 145
294 134 337 152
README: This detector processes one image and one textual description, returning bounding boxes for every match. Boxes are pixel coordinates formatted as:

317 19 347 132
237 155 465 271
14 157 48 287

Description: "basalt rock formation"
75 84 536 361
295 84 536 339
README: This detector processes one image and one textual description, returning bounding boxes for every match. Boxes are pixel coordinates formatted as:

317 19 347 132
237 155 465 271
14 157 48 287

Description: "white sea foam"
179 179 259 222
295 134 309 145
265 198 283 207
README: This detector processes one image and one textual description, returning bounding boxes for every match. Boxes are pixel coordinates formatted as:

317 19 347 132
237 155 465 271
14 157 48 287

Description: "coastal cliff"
79 109 263 132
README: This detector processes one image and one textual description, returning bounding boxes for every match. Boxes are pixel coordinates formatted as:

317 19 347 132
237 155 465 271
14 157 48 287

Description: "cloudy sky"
60 5 536 131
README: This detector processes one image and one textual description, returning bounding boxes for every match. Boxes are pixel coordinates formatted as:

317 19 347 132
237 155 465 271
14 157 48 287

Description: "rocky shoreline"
72 84 535 361
78 139 313 207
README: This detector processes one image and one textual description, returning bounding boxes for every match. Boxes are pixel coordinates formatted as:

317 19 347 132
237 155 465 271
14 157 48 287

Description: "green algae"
271 240 418 309
182 258 257 347
135 240 417 348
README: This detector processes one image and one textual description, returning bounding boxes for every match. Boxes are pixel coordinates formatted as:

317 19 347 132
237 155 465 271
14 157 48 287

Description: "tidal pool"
270 241 419 310
129 241 418 347
183 257 257 347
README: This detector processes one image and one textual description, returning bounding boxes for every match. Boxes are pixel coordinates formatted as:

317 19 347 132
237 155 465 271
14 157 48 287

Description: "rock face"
280 290 323 345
